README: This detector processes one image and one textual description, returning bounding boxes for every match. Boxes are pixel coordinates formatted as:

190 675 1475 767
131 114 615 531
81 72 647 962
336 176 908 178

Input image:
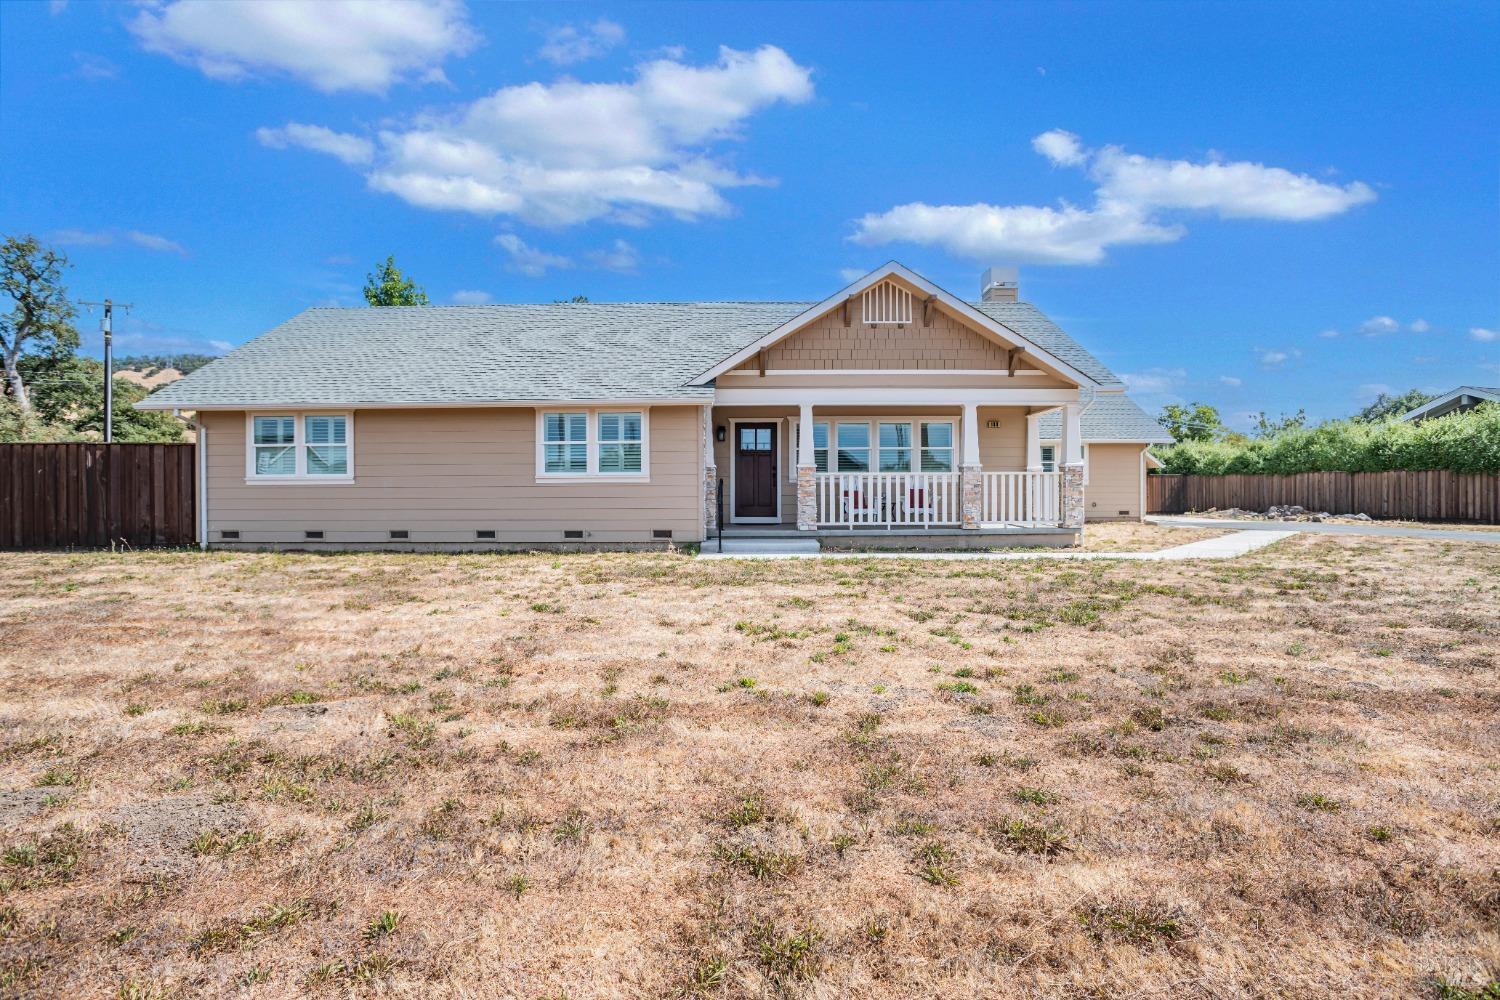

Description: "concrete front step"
714 536 822 555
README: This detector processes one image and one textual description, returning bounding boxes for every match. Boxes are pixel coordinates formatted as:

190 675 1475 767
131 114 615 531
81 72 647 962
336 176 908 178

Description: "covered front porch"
704 396 1087 541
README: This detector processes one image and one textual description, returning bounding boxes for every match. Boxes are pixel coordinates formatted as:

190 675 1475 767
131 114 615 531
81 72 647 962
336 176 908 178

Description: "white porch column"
960 402 982 529
701 404 717 539
1059 403 1083 466
1025 411 1044 472
1059 402 1085 530
796 402 816 531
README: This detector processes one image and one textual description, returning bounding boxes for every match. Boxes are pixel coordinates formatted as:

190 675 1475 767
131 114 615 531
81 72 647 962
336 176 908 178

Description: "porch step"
714 536 822 556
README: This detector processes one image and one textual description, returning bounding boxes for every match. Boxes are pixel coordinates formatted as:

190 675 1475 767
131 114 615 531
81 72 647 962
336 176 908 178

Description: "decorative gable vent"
861 280 913 325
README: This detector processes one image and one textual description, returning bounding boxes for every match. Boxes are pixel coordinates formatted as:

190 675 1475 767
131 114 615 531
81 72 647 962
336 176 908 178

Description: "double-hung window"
877 422 911 472
835 422 870 472
542 412 589 474
598 411 643 473
918 422 954 472
247 413 353 481
1039 445 1057 473
538 408 648 479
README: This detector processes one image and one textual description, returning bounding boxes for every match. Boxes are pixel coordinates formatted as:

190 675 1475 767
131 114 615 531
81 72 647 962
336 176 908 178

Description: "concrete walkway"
697 528 1297 562
1148 515 1500 545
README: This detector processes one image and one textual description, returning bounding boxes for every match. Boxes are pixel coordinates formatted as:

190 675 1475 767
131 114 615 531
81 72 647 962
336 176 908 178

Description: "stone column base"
1062 462 1086 529
703 465 718 538
960 464 982 529
796 466 816 530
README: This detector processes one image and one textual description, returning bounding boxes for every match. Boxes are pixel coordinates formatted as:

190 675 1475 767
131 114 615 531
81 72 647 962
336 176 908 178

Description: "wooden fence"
0 443 196 549
1147 471 1500 523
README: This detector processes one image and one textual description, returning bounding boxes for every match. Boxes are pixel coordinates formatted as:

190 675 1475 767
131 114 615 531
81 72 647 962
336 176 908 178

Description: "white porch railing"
981 471 1061 527
814 472 960 528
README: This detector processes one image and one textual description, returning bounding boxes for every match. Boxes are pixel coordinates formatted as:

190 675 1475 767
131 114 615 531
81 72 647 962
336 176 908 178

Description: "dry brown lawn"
1078 522 1228 552
0 536 1496 999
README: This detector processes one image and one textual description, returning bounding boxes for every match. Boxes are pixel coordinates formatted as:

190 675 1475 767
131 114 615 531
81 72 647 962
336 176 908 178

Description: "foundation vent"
476 529 497 540
220 530 240 540
653 529 673 539
563 530 585 540
304 530 324 540
389 530 409 540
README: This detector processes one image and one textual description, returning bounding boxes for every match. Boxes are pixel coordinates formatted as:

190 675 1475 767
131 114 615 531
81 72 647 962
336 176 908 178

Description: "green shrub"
1154 405 1499 476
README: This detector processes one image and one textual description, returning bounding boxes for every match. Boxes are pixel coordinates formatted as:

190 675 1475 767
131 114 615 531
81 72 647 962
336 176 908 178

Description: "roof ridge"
305 301 816 311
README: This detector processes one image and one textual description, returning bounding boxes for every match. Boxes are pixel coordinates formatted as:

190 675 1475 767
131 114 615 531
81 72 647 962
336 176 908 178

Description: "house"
138 263 1171 550
1399 386 1499 423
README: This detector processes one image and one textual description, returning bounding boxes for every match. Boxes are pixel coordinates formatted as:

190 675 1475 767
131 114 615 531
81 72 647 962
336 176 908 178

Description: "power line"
77 299 132 443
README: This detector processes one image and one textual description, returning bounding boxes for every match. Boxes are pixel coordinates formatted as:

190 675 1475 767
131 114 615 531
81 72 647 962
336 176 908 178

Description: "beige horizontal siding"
203 407 704 545
1085 444 1146 521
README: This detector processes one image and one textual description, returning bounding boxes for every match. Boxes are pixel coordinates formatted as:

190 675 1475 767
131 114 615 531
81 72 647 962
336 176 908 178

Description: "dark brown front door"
734 423 778 519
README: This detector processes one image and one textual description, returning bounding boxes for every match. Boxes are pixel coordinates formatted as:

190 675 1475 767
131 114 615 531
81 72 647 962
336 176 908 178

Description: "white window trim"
244 411 355 484
535 406 650 483
788 416 958 479
1040 439 1088 484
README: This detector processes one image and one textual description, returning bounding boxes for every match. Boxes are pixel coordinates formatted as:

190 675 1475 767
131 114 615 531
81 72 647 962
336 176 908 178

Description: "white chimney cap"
981 266 1018 292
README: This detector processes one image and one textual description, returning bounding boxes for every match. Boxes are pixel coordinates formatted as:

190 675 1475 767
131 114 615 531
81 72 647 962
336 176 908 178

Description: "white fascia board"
1398 386 1500 422
135 396 703 412
712 386 1083 407
688 261 1102 389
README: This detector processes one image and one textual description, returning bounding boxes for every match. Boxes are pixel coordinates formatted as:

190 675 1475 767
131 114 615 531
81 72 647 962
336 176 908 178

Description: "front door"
734 423 778 520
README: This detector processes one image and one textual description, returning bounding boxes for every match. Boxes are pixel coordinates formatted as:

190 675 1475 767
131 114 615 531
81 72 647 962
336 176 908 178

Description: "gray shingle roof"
145 302 808 408
969 301 1122 388
144 298 1124 409
1037 394 1172 444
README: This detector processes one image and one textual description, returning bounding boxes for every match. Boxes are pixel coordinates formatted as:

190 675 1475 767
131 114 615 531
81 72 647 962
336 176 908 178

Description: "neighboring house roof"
139 266 1124 410
1398 386 1500 422
1037 394 1173 444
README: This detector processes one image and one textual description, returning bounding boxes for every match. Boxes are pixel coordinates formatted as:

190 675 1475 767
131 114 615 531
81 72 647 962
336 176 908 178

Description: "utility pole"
78 298 132 443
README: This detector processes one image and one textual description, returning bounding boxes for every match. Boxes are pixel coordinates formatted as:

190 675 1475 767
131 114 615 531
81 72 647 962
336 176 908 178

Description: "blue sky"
2 0 1496 427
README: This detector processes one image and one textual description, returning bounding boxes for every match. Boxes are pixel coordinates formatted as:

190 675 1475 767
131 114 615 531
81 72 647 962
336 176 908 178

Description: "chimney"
980 266 1018 303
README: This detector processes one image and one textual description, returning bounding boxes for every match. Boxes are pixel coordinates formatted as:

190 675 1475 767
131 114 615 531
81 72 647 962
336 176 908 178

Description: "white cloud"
50 228 115 247
839 267 867 283
1258 348 1301 369
1408 318 1430 333
1219 375 1242 387
1472 326 1498 343
1318 328 1340 339
851 200 1181 266
1359 315 1400 336
451 289 493 304
71 52 118 81
256 123 374 165
51 228 185 254
585 239 641 273
1088 144 1376 221
538 18 625 66
49 0 67 13
1120 367 1187 394
129 0 480 94
1032 129 1086 167
495 234 573 277
272 45 812 227
208 339 234 353
851 130 1375 265
124 231 187 255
